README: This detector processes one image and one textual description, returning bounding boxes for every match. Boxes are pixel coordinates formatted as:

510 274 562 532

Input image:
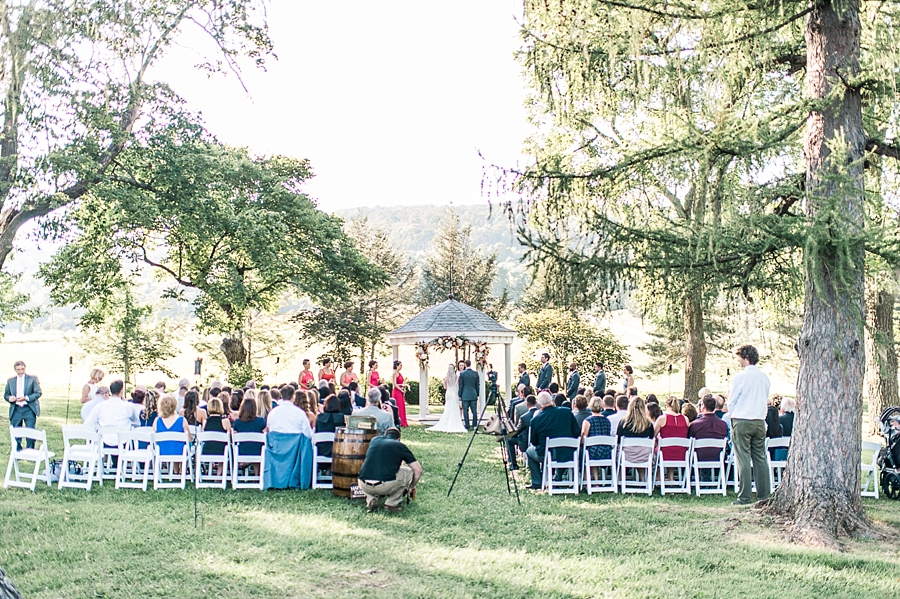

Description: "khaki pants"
358 465 413 507
731 419 771 502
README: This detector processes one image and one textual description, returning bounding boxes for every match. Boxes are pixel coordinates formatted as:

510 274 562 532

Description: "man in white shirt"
85 380 139 447
266 394 313 437
354 388 395 435
81 385 110 422
728 345 771 505
606 395 630 434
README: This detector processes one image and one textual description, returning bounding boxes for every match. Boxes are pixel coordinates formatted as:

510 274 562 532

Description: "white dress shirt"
607 410 627 434
15 375 24 399
81 397 105 422
266 403 313 437
728 364 770 420
85 398 140 445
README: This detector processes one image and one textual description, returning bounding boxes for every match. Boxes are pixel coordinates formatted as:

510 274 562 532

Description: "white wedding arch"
385 297 516 421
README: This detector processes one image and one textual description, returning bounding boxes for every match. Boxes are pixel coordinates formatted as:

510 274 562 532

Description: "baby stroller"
878 406 900 499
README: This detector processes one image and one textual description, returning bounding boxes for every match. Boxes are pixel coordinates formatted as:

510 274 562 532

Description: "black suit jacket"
529 405 580 461
514 407 538 452
458 368 480 402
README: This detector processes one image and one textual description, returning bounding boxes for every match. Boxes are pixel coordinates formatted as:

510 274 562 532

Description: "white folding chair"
690 438 727 496
656 438 693 495
58 425 102 490
861 440 881 499
767 437 790 490
311 432 334 490
618 437 655 495
195 431 231 489
582 435 617 494
98 425 128 481
4 427 55 491
154 431 192 489
116 429 155 491
232 432 266 490
542 437 581 495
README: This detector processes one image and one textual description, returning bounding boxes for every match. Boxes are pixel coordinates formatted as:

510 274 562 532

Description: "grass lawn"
1 393 899 599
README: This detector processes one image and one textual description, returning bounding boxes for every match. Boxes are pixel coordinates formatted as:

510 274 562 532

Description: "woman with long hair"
617 396 655 477
429 363 466 433
80 368 105 404
294 389 317 428
621 365 635 392
181 390 201 427
256 389 273 421
391 360 408 427
655 395 689 480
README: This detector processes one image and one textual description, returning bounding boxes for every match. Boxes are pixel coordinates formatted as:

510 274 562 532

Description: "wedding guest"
181 390 201 427
337 389 353 416
154 394 190 459
233 398 267 474
573 395 591 427
581 396 612 480
616 397 655 472
315 395 346 457
201 397 231 460
256 389 273 421
266 390 313 436
140 391 158 427
80 368 105 404
348 381 365 410
294 390 317 428
81 385 109 422
647 402 662 422
655 395 689 479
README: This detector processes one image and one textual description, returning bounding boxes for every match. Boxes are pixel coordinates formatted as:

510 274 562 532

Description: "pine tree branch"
866 138 900 160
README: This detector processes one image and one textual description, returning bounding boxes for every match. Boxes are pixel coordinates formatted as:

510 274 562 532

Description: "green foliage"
76 285 177 387
226 362 263 388
418 208 510 319
0 272 42 336
404 380 419 406
41 139 385 367
428 377 446 405
516 308 629 384
294 217 414 364
0 0 273 272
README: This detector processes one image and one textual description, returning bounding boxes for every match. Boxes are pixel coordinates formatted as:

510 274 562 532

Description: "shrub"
429 377 446 405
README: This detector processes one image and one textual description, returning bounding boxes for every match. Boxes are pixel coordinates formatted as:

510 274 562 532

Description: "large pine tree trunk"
220 336 247 366
683 294 707 401
865 285 898 435
766 0 871 546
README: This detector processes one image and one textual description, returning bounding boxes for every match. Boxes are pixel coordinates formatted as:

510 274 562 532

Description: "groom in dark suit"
5 360 42 449
457 359 480 430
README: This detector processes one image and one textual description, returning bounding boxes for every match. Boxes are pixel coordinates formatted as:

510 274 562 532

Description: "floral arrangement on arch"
413 337 490 370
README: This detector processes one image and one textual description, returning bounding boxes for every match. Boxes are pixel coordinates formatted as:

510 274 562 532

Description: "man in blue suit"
517 363 530 389
536 353 553 391
566 362 580 401
457 359 480 430
5 360 42 449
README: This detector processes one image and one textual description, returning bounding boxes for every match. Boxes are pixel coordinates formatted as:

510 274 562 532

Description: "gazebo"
386 298 516 421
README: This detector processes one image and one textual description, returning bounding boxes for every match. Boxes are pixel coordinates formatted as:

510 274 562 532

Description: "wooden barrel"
332 427 377 498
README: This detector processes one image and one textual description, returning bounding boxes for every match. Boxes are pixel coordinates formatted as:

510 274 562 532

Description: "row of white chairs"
540 435 882 498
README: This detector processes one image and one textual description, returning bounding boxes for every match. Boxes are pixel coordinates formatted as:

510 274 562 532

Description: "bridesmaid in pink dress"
367 360 380 391
391 360 408 427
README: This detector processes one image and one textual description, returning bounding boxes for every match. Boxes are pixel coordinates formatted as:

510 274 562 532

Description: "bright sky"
154 0 530 212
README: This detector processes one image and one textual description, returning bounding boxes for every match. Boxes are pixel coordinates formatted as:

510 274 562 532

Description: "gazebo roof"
387 298 514 342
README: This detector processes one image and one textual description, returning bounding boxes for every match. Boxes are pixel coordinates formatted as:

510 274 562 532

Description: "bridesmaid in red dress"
391 360 408 427
367 360 380 391
318 358 336 386
298 359 315 389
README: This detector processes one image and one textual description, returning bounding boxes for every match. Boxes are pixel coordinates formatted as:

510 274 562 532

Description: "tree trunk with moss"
766 0 871 547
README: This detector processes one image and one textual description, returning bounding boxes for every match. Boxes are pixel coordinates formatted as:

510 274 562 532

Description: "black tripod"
447 393 521 505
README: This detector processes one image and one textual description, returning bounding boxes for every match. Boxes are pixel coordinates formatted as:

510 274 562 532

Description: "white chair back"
311 432 335 490
542 437 581 495
582 435 617 494
115 429 155 491
59 426 102 490
196 430 232 489
656 437 693 495
861 440 882 499
5 427 55 491
690 438 727 496
154 430 192 489
618 437 655 495
231 431 266 490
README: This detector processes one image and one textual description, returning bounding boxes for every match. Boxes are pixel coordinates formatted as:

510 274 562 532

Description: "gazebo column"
504 342 512 404
392 344 399 365
419 362 429 420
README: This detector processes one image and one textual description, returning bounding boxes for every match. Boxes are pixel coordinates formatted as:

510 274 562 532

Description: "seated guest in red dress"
654 396 689 480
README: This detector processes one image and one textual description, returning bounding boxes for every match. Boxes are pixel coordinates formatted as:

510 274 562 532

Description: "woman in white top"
80 368 105 404
429 363 468 433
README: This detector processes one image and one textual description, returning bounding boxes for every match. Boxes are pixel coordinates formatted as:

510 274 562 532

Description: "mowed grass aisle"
1 394 899 599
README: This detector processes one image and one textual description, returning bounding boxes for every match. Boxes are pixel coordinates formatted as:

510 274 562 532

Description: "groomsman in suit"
566 362 580 401
593 362 606 396
506 395 538 471
536 353 553 392
4 361 42 449
517 363 531 389
457 360 480 430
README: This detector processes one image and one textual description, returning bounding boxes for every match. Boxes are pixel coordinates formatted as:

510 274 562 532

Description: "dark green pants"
731 419 770 502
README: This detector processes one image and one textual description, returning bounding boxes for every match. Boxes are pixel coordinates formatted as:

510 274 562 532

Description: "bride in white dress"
429 363 468 433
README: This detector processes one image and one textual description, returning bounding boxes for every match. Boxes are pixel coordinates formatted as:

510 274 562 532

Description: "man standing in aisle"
5 361 42 449
536 353 553 392
593 362 606 396
728 344 771 505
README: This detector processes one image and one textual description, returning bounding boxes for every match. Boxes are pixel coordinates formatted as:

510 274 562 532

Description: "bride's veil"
445 363 457 387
